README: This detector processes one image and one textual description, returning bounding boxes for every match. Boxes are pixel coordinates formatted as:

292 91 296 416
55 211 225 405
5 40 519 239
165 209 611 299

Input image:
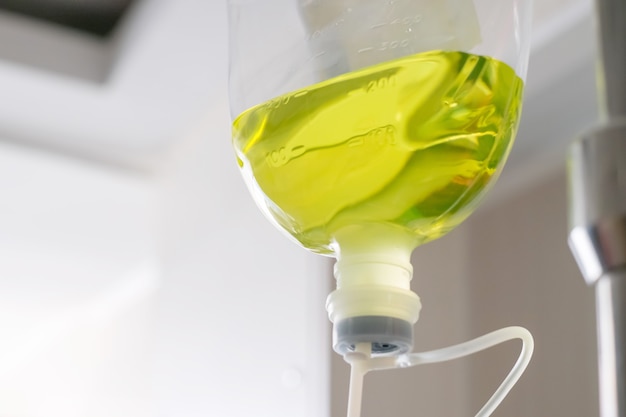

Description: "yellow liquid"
233 50 523 255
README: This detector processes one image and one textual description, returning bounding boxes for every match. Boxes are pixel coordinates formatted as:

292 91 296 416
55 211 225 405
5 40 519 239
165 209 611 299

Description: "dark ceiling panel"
0 0 135 37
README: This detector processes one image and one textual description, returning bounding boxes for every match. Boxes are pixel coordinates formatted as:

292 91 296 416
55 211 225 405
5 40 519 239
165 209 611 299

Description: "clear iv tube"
344 326 534 417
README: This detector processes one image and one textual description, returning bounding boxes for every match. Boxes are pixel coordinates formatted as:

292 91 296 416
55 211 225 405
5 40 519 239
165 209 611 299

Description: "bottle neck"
325 225 422 355
332 223 418 291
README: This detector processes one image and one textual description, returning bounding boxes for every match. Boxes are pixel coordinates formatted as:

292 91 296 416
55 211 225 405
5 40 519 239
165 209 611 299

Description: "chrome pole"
567 1 626 416
569 128 626 417
594 0 626 119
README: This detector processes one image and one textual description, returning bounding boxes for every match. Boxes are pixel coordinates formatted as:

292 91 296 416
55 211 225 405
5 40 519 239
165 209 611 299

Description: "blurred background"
0 0 601 416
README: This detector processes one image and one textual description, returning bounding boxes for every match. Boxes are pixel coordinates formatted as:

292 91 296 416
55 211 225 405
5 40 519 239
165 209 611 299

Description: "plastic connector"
326 226 421 355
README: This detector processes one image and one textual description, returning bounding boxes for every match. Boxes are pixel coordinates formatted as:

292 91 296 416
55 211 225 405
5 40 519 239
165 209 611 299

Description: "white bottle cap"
325 226 422 355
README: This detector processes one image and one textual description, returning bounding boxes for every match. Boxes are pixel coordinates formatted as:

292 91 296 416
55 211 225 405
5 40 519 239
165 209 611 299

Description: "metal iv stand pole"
568 1 626 416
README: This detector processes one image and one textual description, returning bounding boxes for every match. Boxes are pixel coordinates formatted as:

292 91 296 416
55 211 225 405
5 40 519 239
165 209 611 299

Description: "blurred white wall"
0 141 159 416
0 103 331 417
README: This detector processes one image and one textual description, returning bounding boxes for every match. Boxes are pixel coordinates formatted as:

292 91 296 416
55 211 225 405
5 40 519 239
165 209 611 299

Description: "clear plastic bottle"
228 1 534 415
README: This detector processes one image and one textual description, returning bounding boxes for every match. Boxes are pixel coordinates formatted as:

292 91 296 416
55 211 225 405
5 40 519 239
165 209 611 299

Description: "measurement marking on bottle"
266 145 308 167
266 126 396 167
369 14 423 30
347 125 397 147
265 89 311 109
366 74 397 93
376 39 410 51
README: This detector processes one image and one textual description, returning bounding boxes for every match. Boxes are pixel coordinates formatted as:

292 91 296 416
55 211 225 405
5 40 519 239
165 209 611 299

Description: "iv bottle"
229 2 535 416
229 0 530 356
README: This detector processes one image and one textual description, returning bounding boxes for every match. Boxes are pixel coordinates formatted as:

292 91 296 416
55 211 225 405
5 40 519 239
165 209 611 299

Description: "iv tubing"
344 326 534 417
346 343 372 417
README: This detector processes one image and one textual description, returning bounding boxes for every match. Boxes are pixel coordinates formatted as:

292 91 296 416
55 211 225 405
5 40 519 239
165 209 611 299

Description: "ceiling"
0 0 227 170
0 0 133 37
0 0 600 196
